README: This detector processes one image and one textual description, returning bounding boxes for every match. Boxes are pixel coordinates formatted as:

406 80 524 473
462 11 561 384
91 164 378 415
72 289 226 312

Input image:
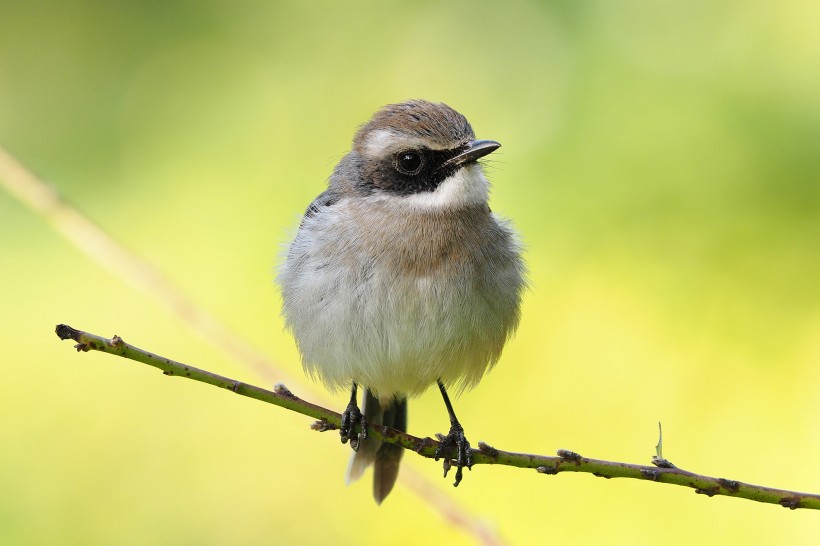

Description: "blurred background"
1 0 818 544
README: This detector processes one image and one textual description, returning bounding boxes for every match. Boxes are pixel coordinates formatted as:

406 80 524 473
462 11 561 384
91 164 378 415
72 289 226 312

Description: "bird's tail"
345 388 407 504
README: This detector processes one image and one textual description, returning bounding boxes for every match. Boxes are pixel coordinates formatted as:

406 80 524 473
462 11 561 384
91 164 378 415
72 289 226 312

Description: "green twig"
55 324 820 511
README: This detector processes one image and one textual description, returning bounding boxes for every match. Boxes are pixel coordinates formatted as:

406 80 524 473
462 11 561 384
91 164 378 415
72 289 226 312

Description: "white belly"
278 198 523 400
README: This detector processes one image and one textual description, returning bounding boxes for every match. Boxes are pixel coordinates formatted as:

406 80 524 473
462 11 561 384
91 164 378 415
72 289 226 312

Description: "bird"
277 99 525 503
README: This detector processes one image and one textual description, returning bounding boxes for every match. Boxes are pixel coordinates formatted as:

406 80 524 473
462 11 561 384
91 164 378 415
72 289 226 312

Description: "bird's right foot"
434 422 473 487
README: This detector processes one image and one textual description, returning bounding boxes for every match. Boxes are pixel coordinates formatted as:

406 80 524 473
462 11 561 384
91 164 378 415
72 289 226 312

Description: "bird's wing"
303 189 340 221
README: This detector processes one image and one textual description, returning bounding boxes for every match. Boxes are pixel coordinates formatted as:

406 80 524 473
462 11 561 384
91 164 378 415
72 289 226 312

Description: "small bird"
278 100 524 503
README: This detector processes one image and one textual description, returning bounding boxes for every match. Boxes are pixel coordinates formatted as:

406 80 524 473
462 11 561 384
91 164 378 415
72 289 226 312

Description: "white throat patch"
401 163 490 209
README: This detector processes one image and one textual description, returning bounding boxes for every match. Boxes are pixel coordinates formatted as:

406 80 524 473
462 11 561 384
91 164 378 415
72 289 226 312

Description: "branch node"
228 381 241 393
695 486 720 497
537 465 558 475
718 478 740 493
593 472 612 479
112 335 124 348
557 449 583 464
780 496 800 510
640 468 660 481
55 323 81 342
310 418 336 432
274 383 296 398
652 456 677 469
415 436 435 454
477 441 499 458
163 370 174 376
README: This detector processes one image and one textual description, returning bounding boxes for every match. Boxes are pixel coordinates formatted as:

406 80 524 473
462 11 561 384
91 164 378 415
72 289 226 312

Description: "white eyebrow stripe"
361 129 455 157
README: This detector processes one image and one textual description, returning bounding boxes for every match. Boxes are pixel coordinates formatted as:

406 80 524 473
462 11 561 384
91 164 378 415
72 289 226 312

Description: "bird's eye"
395 151 424 175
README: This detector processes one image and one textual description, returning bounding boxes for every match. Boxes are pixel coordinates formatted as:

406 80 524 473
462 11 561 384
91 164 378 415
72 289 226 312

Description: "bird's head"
351 100 500 209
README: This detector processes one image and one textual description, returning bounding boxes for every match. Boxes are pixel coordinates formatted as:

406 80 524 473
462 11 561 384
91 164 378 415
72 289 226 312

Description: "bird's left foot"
340 402 368 451
434 423 473 487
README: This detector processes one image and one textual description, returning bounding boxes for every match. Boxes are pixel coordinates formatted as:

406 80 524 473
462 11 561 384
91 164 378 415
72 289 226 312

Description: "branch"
55 324 820 511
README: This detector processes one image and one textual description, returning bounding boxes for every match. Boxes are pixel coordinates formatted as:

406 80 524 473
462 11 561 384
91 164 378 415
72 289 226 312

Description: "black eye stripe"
364 146 468 196
394 148 462 174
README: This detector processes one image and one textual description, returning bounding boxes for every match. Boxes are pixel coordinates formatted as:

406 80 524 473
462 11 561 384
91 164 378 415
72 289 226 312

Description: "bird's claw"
434 424 472 487
340 402 367 451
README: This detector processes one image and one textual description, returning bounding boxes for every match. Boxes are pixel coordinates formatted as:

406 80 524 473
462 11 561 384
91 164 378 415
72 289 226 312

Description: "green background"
1 1 818 544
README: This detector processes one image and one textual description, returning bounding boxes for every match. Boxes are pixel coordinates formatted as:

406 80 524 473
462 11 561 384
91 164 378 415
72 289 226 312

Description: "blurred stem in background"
0 145 508 546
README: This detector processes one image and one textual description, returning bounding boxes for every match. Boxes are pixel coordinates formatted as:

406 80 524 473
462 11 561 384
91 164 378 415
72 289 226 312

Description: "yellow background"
1 1 818 544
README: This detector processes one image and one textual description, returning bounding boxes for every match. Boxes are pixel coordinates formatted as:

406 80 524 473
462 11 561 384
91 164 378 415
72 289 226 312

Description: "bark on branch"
55 323 820 511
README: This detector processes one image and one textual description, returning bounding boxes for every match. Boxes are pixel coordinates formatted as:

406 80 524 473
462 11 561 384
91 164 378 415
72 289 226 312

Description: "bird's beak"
440 139 501 170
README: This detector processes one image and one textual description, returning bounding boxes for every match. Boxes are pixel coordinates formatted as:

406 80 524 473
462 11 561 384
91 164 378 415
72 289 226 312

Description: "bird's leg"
433 379 472 486
339 382 368 451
